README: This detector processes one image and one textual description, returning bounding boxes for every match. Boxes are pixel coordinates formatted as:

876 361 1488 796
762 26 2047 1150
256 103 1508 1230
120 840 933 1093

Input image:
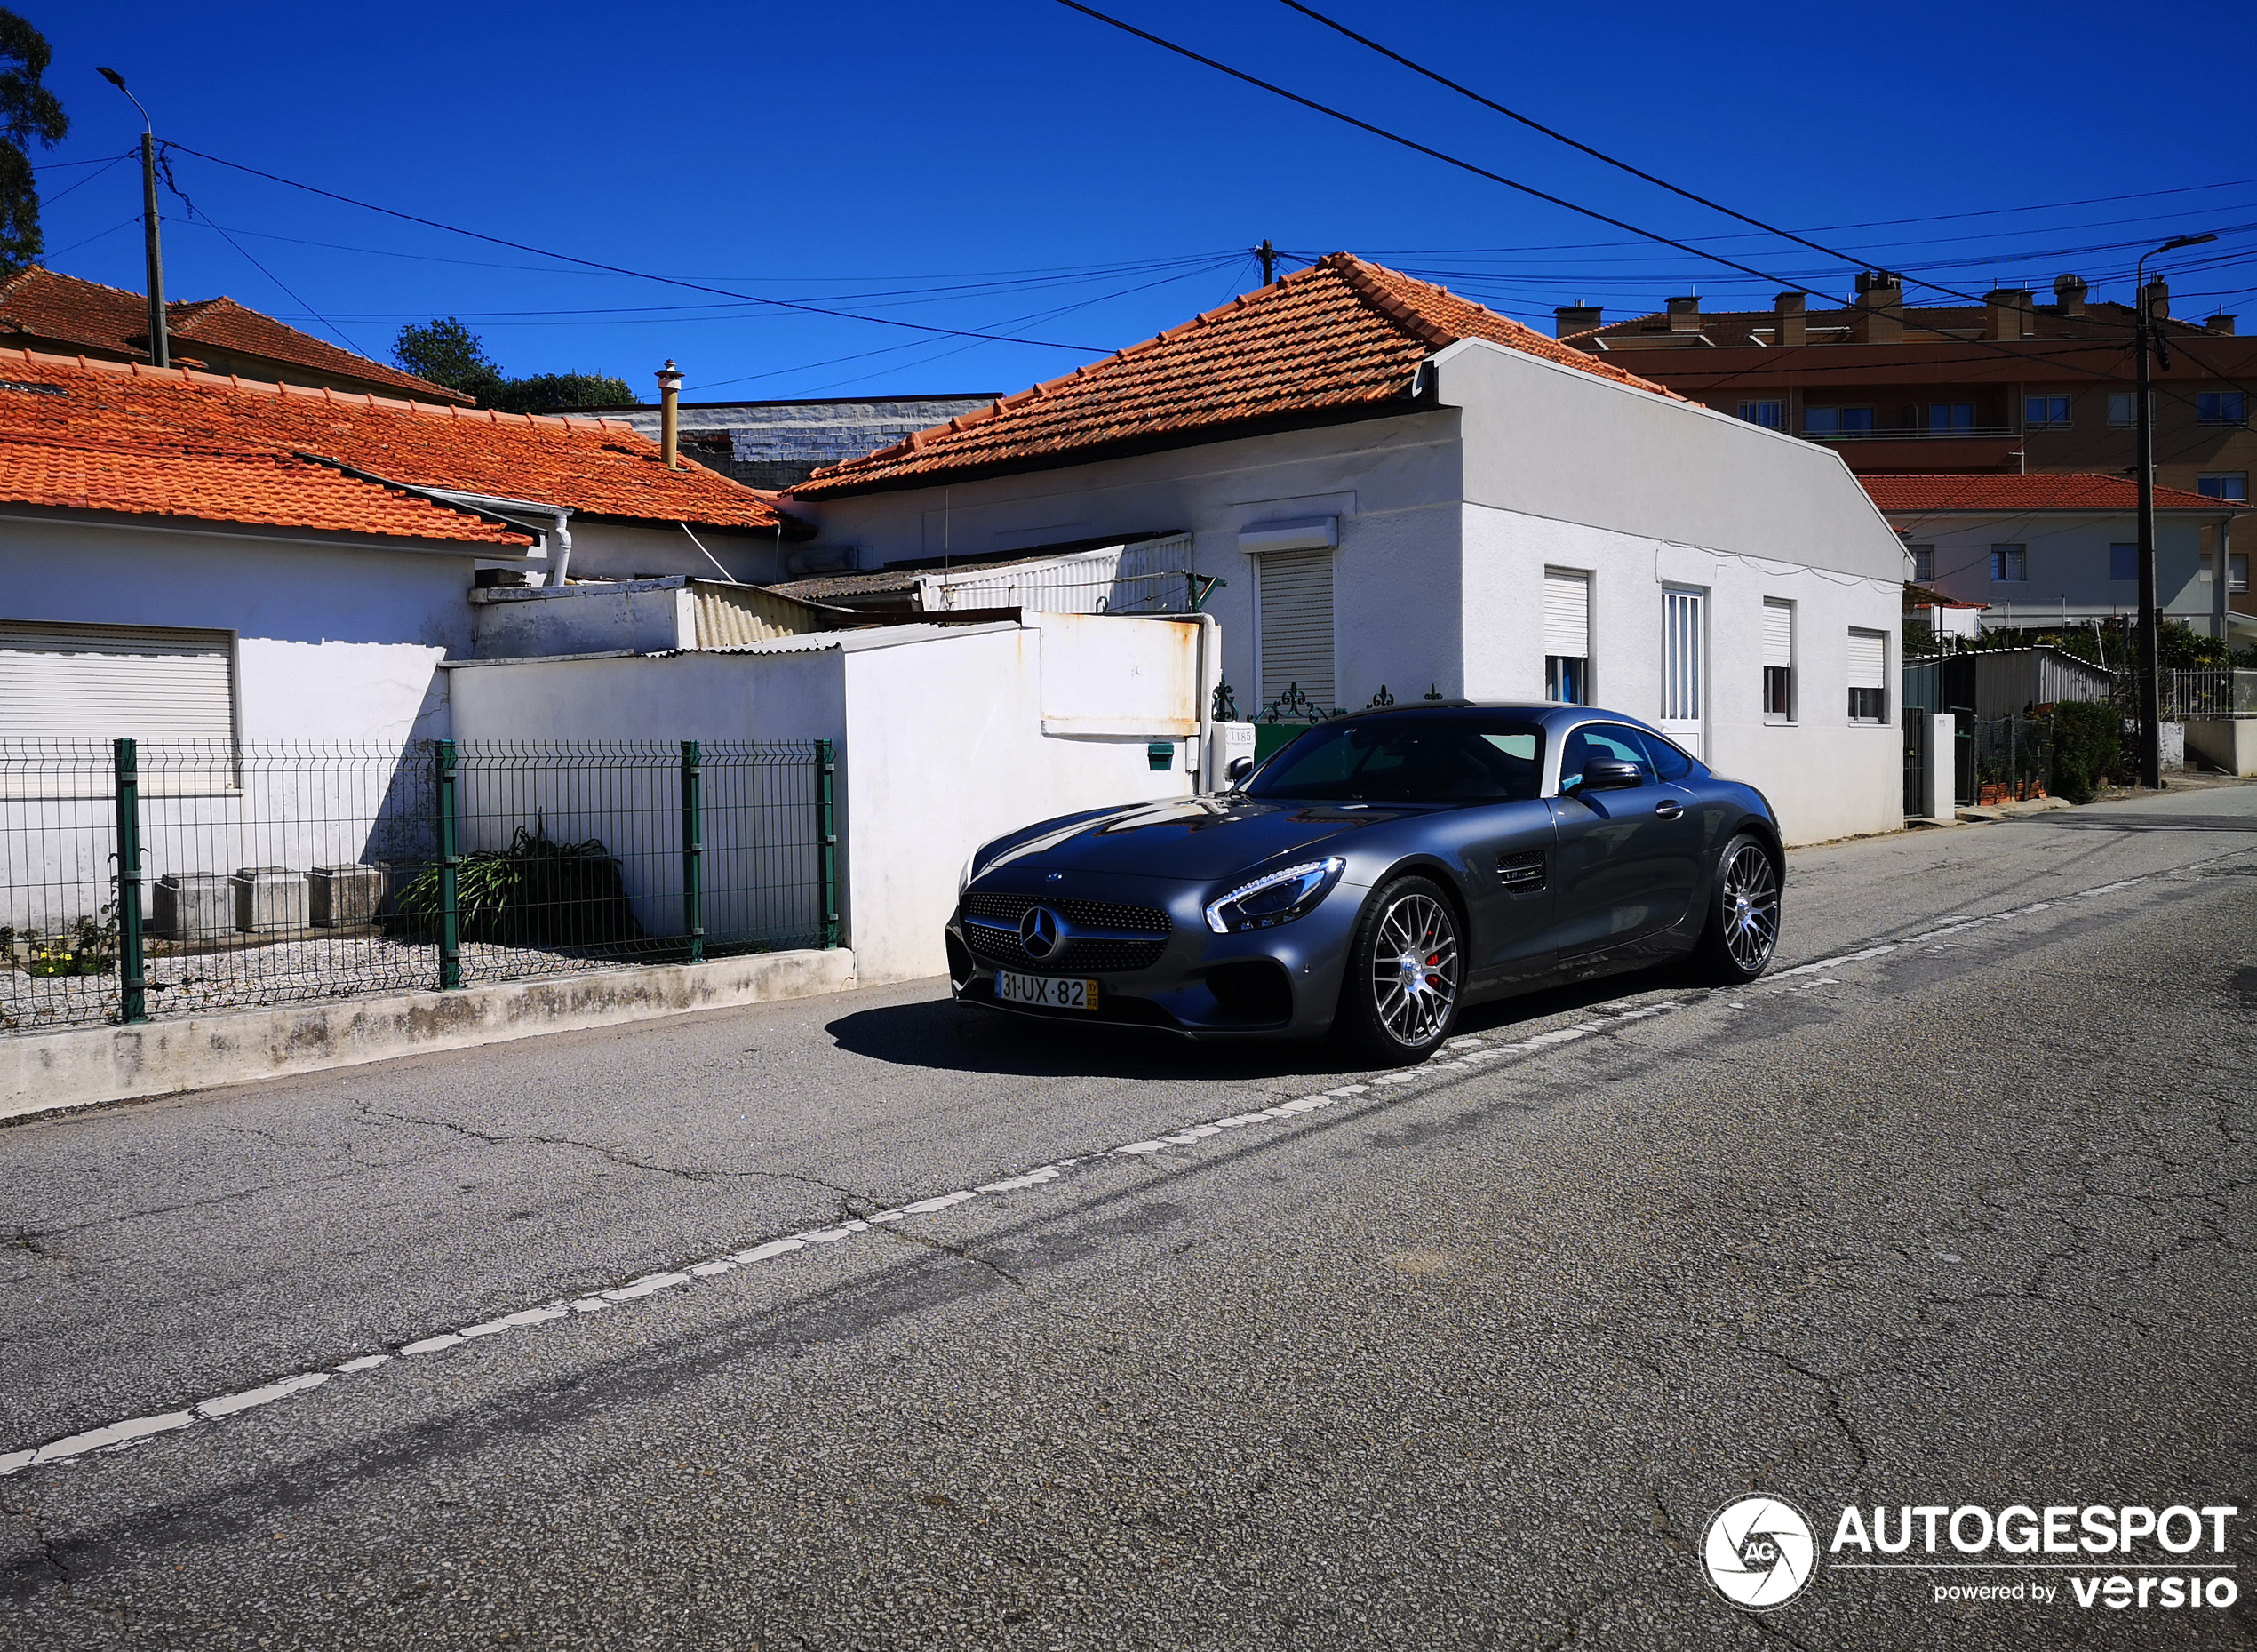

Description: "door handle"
1654 798 1683 819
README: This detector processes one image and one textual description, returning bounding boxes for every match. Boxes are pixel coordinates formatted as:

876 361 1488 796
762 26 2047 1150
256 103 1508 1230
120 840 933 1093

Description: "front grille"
962 891 1171 933
962 925 1168 974
960 889 1173 975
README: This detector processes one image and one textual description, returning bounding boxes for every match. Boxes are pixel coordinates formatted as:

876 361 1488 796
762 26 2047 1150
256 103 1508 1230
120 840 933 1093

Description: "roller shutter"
1257 549 1335 710
0 621 236 743
1846 629 1886 690
1761 600 1794 668
1543 571 1591 658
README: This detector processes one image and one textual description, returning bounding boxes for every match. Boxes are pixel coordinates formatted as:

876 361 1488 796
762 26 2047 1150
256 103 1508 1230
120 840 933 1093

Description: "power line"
1049 0 1840 300
157 143 1115 355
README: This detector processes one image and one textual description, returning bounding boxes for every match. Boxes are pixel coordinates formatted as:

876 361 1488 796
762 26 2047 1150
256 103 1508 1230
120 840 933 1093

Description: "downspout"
2218 515 2233 643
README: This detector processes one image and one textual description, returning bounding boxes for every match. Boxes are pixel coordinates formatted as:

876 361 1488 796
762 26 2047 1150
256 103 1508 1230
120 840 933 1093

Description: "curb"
1 947 857 1121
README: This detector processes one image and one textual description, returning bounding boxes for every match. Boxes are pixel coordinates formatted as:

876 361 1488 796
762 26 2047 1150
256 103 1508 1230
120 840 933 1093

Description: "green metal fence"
0 737 838 1034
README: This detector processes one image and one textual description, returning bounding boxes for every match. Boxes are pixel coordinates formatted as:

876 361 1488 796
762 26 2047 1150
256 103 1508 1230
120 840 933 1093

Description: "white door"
1658 588 1704 759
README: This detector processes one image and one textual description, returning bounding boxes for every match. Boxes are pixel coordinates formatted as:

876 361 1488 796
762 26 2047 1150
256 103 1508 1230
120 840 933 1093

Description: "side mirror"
1575 759 1647 793
1225 755 1256 786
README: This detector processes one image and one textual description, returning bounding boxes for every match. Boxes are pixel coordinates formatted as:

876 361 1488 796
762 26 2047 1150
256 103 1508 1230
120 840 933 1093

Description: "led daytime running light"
1204 856 1346 934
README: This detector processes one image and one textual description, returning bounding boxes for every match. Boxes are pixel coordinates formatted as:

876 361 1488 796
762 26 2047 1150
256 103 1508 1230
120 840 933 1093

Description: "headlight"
956 848 981 900
1204 856 1346 934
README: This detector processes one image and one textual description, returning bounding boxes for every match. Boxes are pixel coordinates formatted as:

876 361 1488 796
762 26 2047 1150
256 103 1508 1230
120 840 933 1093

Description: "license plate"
994 971 1100 1010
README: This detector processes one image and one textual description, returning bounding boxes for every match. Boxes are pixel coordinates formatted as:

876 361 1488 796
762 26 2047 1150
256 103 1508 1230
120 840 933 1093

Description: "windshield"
1246 715 1546 804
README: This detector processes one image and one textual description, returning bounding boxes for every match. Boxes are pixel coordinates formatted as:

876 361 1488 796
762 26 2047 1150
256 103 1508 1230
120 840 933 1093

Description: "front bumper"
945 867 1364 1040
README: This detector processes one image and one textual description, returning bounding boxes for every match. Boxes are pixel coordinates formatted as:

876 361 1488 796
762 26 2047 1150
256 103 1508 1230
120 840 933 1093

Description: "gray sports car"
945 702 1784 1062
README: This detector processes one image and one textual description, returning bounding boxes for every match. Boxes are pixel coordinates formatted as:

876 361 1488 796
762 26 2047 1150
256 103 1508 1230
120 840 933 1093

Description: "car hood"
978 794 1424 882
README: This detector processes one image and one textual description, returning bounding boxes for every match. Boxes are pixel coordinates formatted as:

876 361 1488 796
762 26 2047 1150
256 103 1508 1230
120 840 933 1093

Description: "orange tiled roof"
0 349 802 534
790 253 1678 498
0 267 472 404
1859 473 2237 514
0 424 532 546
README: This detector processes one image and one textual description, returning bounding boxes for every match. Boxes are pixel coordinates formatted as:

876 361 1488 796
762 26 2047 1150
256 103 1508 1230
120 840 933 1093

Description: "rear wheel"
1336 875 1462 1064
1693 833 1781 985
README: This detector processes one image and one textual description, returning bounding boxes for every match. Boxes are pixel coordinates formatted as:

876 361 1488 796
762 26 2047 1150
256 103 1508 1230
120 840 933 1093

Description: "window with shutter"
1846 627 1887 722
0 621 237 787
1543 570 1591 705
1256 548 1335 713
1761 599 1794 721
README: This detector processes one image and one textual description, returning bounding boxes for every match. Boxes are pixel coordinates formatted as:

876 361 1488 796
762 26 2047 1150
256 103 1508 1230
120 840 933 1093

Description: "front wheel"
1336 875 1463 1064
1692 833 1782 985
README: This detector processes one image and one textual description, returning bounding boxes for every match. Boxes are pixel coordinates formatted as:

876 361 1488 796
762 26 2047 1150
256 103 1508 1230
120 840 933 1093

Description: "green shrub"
2050 701 2124 803
392 826 642 947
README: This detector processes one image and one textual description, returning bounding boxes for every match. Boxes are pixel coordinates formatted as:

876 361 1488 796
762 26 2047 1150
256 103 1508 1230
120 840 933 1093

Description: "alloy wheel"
1720 843 1780 971
1370 891 1459 1047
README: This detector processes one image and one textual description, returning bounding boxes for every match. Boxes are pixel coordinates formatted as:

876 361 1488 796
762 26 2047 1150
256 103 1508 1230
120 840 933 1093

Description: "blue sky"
27 0 2257 403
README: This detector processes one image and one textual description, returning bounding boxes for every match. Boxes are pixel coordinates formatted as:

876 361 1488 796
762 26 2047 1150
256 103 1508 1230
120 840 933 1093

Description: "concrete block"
153 874 232 941
2186 719 2257 777
234 867 307 933
308 864 386 928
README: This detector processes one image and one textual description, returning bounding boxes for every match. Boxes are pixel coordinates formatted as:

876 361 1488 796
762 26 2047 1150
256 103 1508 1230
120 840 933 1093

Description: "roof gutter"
291 459 575 580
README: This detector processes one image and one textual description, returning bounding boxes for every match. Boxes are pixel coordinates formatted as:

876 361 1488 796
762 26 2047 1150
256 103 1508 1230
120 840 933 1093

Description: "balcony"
1800 425 2022 443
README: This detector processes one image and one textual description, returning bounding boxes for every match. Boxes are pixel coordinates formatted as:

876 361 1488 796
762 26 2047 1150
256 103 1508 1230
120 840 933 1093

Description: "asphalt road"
2 785 2253 1649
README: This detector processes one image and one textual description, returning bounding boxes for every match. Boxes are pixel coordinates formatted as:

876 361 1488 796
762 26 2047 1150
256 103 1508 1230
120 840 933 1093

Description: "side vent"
1497 850 1547 892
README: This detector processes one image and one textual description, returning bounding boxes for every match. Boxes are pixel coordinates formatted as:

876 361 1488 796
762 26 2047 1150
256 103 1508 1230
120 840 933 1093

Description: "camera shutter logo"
1703 1496 1816 1611
1018 905 1065 961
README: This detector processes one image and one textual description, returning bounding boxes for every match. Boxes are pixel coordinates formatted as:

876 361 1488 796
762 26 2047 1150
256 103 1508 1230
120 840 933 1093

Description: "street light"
96 67 168 371
2132 231 2216 788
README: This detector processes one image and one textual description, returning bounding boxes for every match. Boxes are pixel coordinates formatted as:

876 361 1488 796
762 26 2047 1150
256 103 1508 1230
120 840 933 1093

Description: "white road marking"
5 841 2248 1481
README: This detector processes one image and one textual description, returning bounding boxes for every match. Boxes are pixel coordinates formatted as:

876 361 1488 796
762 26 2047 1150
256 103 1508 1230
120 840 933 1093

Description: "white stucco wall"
447 616 1202 983
562 521 786 584
789 414 1466 720
470 580 694 658
0 513 506 742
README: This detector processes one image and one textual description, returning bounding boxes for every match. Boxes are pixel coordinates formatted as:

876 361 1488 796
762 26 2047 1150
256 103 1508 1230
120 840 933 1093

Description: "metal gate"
1902 711 1928 817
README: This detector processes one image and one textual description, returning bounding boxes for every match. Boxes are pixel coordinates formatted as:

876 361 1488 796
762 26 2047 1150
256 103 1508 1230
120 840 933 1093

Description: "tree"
393 317 640 412
493 371 638 414
0 12 68 273
393 316 504 404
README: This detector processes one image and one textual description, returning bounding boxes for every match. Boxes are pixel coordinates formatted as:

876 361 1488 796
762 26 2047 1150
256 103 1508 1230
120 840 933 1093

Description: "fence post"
435 738 461 990
681 739 704 964
815 738 839 951
113 737 147 1025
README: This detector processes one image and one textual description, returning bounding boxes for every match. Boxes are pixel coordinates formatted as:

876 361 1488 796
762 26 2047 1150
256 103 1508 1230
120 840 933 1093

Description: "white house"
1862 473 2252 648
786 254 1909 845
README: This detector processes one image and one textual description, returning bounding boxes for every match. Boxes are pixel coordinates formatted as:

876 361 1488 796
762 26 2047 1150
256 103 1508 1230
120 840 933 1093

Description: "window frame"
2196 391 2247 427
1846 627 1888 725
2197 472 2247 502
1736 399 1785 430
2110 543 2139 583
1802 405 1875 436
1909 545 1935 582
1990 544 2028 583
2023 393 2071 429
1926 402 1974 432
2108 392 2136 427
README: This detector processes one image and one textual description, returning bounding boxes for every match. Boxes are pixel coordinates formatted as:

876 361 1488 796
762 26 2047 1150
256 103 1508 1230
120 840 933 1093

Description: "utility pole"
98 68 168 370
2132 232 2216 788
1254 240 1277 286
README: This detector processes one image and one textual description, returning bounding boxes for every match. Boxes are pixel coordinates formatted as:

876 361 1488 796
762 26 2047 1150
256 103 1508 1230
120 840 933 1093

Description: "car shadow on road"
824 963 1710 1084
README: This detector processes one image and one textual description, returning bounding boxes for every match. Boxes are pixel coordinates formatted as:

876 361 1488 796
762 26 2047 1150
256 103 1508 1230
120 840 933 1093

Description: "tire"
1692 832 1782 986
1336 874 1463 1064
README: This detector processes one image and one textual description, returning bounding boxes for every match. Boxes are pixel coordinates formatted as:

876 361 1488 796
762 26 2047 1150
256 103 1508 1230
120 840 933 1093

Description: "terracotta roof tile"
0 267 472 403
0 423 531 546
0 349 802 535
790 253 1677 498
1859 473 2237 513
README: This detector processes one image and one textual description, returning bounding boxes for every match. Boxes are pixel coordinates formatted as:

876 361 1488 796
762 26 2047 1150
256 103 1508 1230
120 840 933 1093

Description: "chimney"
1665 295 1702 333
2206 314 2237 336
1851 270 1902 344
2141 279 2170 323
2053 273 2087 317
657 359 682 469
1774 291 1806 347
1984 287 2031 342
1553 302 1603 339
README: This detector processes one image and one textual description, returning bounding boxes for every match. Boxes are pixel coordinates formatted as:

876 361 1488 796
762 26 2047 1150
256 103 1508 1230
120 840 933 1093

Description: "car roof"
1318 701 1659 732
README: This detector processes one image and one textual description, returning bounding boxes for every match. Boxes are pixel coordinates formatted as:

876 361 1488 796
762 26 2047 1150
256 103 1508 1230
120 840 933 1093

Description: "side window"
1628 728 1696 782
1560 723 1654 788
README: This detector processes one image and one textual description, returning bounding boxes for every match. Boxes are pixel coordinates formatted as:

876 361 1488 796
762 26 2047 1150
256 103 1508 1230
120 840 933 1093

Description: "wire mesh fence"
1 737 835 1034
1969 714 2054 805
